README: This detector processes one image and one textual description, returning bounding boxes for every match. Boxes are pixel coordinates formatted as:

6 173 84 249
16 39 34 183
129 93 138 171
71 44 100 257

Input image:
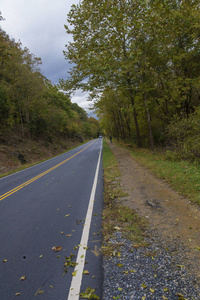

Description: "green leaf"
80 287 100 299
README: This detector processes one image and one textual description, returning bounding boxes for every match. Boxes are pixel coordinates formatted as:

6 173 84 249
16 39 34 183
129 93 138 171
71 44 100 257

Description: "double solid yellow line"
0 141 95 201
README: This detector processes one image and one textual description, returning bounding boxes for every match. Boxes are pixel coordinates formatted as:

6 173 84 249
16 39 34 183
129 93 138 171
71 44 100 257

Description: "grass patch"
102 140 147 256
118 142 200 205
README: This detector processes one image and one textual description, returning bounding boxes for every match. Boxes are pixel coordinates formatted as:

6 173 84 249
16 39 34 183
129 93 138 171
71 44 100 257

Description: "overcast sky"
0 0 92 111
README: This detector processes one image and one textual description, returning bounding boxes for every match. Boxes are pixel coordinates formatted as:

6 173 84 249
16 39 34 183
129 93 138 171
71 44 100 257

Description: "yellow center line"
0 141 95 201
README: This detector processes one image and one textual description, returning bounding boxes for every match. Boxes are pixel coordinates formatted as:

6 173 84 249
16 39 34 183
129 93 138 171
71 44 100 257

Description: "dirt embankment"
109 142 200 279
0 135 81 176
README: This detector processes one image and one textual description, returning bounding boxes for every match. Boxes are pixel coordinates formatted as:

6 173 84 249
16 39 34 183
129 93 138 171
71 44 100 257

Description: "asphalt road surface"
0 139 104 299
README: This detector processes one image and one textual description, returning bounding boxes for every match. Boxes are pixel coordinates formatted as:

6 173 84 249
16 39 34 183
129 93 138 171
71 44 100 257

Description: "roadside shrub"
167 109 200 162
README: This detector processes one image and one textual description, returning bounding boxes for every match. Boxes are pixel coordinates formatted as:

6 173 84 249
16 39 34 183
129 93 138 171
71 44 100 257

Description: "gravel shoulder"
103 142 200 300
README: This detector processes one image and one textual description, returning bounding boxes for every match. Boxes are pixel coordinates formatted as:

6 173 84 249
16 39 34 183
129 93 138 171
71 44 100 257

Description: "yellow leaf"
15 293 21 296
72 270 77 277
83 270 90 275
3 259 7 262
19 276 26 281
150 288 155 293
117 263 123 267
114 226 121 230
65 214 70 217
66 234 72 237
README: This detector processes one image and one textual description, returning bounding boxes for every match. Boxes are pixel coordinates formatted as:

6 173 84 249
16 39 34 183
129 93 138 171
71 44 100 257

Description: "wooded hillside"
0 12 99 144
64 0 200 162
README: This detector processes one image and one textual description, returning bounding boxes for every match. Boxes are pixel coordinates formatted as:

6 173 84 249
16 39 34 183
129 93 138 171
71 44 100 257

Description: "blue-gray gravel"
103 231 200 300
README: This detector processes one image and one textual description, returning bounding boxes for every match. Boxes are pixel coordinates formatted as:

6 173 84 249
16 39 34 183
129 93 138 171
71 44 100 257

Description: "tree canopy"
0 16 100 142
64 0 200 155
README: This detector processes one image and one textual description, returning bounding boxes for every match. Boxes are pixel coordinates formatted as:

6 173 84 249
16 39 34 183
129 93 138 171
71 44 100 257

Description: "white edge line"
67 139 102 300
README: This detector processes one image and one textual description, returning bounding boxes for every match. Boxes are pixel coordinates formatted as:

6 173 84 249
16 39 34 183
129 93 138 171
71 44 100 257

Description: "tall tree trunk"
129 87 142 148
144 92 155 151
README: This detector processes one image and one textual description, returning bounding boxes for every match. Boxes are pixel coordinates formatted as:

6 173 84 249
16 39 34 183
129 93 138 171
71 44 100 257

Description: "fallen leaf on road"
19 276 26 281
83 270 90 275
72 270 77 277
15 293 21 296
65 214 70 217
66 234 72 237
80 287 99 299
52 246 62 252
3 259 7 262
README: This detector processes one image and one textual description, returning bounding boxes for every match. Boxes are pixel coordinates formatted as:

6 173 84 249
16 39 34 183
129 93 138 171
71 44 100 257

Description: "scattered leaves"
175 293 188 300
52 246 62 252
63 253 78 274
80 287 100 299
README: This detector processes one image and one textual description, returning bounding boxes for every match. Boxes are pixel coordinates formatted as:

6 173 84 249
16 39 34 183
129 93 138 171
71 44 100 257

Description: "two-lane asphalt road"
0 139 104 299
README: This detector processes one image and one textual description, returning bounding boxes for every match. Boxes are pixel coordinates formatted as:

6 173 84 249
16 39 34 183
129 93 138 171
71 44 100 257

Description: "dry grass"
102 140 147 256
